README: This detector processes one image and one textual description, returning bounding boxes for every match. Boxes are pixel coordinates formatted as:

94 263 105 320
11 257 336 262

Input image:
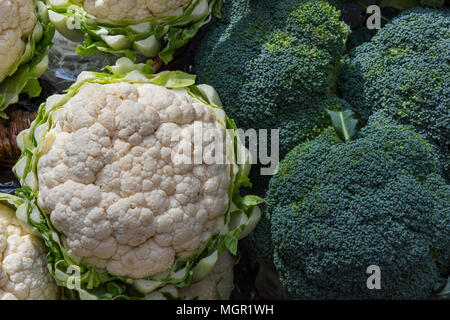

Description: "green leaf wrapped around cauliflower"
46 0 221 63
13 58 262 300
0 0 55 117
0 194 59 300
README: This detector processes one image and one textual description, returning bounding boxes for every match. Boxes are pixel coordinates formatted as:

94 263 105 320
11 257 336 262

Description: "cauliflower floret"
0 203 59 300
83 0 193 21
179 252 235 300
0 0 37 82
38 82 231 279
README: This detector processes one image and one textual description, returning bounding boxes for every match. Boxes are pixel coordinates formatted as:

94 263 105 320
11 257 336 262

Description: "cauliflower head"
0 195 59 300
38 81 231 278
13 58 262 300
83 0 194 20
0 0 37 83
47 0 221 63
0 0 54 117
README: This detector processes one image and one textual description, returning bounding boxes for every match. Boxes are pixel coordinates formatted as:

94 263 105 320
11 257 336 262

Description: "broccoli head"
195 0 349 157
338 7 450 180
257 111 450 299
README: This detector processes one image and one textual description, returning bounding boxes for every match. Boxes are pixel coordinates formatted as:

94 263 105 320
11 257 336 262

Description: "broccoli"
195 0 349 158
255 111 450 299
338 7 450 180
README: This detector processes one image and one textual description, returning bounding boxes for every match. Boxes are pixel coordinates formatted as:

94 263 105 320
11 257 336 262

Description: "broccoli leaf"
326 109 358 142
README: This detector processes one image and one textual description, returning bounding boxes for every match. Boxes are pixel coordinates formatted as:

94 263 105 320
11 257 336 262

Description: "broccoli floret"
195 0 349 157
338 7 450 180
256 111 450 299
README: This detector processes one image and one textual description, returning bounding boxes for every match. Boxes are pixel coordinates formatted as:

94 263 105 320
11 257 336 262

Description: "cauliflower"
0 0 54 117
0 194 59 300
38 81 231 278
13 58 262 300
83 0 193 20
46 0 221 63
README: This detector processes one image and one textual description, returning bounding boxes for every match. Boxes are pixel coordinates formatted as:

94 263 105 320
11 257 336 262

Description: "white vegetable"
135 35 162 58
0 0 37 82
179 252 235 300
0 202 59 300
83 0 193 21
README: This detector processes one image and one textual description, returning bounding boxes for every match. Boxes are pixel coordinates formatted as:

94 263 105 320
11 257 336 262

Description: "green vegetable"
45 0 221 64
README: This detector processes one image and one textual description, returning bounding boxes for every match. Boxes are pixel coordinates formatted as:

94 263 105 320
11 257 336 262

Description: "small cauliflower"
0 194 59 300
338 7 450 181
47 0 221 63
0 0 37 83
13 58 262 300
256 111 450 299
179 252 235 300
0 0 54 117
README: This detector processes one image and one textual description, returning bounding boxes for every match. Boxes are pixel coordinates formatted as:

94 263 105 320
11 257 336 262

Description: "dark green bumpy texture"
195 0 349 158
257 111 450 299
339 8 450 181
